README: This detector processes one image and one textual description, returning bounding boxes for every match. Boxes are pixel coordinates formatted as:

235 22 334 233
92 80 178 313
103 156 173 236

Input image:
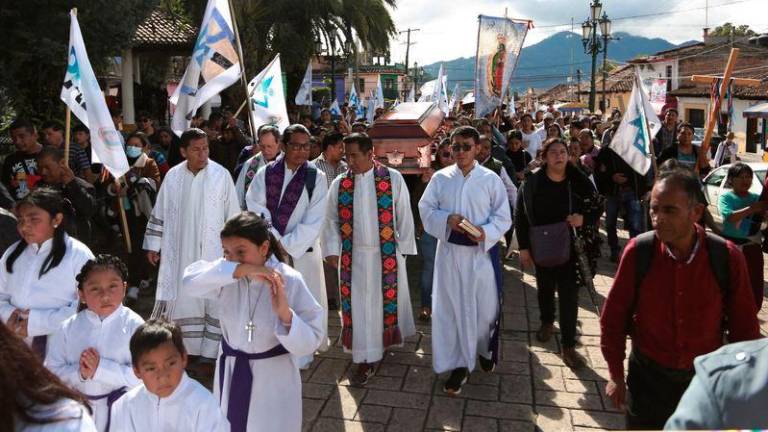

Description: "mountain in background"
422 31 685 93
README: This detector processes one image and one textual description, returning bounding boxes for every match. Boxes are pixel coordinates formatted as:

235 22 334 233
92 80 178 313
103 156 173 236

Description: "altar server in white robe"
322 133 417 386
0 188 94 358
245 124 329 367
183 211 324 432
418 126 512 396
111 319 229 432
45 255 144 432
143 128 240 363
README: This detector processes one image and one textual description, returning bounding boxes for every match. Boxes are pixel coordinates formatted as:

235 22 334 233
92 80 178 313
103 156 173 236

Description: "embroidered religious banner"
474 15 530 117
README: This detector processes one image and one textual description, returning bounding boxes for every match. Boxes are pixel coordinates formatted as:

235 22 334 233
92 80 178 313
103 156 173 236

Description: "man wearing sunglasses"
245 124 329 368
418 126 512 395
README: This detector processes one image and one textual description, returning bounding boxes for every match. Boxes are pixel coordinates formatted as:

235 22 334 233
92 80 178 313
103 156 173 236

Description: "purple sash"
86 387 127 431
265 156 307 235
218 338 289 432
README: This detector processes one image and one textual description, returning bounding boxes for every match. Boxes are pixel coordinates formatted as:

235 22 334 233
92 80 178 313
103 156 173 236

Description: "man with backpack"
599 167 760 430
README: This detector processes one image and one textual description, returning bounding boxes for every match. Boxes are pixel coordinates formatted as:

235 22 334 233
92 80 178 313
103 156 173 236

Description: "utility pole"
576 69 582 102
399 28 420 100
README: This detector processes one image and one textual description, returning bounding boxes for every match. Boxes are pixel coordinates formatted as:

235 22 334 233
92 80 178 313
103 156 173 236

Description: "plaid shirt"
313 153 348 187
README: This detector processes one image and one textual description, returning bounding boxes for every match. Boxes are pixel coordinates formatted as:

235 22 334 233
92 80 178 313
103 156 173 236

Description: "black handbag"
524 180 572 267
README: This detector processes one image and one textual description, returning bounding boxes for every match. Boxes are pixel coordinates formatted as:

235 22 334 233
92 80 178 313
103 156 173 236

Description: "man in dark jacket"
36 146 97 244
594 147 650 261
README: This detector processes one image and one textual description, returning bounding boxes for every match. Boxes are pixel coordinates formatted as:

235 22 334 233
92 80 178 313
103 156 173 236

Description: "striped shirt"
313 153 348 187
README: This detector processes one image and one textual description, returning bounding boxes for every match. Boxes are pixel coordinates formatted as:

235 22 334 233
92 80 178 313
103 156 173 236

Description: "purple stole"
265 156 307 235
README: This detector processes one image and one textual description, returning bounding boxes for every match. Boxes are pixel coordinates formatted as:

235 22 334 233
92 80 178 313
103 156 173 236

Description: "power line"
535 0 760 29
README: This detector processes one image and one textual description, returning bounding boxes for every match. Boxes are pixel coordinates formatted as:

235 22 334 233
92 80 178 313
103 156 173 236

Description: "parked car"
702 162 767 229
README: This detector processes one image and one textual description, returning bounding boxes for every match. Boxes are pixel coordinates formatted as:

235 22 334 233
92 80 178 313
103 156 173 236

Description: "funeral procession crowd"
4 4 768 432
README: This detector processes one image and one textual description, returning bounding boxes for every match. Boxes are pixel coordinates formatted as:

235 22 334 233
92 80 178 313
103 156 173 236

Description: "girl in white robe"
0 188 94 358
45 255 144 432
184 211 324 432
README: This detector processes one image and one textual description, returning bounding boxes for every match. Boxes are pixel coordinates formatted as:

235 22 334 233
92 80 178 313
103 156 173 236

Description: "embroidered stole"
265 156 307 235
338 164 401 350
243 155 262 194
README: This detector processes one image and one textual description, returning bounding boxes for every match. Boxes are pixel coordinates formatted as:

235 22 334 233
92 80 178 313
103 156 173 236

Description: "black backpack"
632 231 730 331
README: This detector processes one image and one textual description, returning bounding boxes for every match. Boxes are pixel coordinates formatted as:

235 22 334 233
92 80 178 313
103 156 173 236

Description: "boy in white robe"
184 211 324 432
322 133 417 386
45 256 144 432
111 319 229 432
245 124 329 368
143 128 240 368
418 126 512 395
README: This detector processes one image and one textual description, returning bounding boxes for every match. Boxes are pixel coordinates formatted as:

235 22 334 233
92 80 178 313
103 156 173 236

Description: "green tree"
0 0 159 123
710 23 757 37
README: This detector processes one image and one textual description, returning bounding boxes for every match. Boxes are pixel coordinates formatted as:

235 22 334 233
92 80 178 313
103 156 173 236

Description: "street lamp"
599 12 613 114
581 0 608 114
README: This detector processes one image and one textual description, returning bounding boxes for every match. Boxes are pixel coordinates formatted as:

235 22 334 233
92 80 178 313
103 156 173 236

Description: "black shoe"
350 363 374 386
443 367 469 395
478 355 495 373
328 298 339 311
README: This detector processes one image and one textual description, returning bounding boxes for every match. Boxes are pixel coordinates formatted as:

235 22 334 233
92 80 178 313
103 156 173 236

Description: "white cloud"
388 0 768 66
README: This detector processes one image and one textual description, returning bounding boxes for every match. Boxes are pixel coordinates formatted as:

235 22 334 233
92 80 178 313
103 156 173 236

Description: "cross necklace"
244 278 266 343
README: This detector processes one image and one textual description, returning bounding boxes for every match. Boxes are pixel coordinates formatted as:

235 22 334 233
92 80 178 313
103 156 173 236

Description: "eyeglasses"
451 144 473 153
288 142 311 151
440 151 452 158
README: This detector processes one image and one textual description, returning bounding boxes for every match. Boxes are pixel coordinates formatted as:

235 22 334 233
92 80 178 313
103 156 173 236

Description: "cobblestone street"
300 232 768 431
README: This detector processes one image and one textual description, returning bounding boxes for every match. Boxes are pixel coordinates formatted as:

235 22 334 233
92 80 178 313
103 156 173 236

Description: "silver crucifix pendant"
245 320 255 342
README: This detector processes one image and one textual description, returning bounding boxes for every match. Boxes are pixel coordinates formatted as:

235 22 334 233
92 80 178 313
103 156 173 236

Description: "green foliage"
312 87 331 103
0 0 159 123
710 23 757 37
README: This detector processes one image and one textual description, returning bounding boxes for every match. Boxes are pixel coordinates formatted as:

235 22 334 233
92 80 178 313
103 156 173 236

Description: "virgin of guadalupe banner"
474 15 529 117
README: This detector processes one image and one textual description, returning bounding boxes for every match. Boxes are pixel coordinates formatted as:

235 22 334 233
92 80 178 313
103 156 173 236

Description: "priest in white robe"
143 128 240 362
245 124 329 367
322 133 417 386
183 253 324 432
418 126 511 396
234 125 283 209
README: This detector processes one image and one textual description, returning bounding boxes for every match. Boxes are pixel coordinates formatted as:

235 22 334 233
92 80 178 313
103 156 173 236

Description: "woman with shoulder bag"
515 138 603 369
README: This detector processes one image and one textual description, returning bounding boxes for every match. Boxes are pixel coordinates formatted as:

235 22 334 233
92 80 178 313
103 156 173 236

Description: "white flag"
329 99 341 117
407 84 415 102
448 83 460 112
366 97 376 124
247 54 289 133
432 65 444 102
170 0 241 136
609 76 662 175
60 10 129 178
295 61 313 106
375 75 385 109
348 85 365 120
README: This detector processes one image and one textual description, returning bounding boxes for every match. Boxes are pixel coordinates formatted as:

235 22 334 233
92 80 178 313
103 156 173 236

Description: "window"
358 79 365 92
666 65 673 91
704 167 727 187
687 108 705 128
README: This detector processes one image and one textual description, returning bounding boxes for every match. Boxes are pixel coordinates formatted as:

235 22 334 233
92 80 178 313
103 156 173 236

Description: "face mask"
126 146 143 158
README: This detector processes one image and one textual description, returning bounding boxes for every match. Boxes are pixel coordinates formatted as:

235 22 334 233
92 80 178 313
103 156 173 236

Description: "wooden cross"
689 48 762 169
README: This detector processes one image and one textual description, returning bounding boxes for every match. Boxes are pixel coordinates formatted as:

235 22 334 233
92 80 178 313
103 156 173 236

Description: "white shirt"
0 236 94 338
111 373 229 432
522 129 544 158
45 305 145 432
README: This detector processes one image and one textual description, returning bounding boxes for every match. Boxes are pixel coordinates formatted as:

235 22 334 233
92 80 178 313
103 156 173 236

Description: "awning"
743 102 768 119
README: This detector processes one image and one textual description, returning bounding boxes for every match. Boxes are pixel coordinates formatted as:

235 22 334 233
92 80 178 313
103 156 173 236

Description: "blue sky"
388 0 768 65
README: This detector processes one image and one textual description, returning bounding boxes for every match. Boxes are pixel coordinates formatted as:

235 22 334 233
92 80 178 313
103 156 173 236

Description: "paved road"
300 232 768 432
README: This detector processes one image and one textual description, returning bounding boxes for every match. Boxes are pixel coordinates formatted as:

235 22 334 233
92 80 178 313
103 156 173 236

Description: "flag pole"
228 0 259 140
63 8 76 168
115 179 132 253
64 107 71 168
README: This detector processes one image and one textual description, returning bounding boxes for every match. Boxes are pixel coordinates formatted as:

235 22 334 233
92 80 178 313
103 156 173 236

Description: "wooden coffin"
368 102 445 174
